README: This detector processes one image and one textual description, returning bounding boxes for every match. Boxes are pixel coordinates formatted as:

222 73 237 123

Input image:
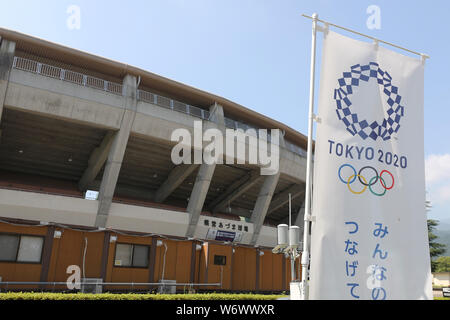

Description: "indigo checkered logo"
334 62 404 141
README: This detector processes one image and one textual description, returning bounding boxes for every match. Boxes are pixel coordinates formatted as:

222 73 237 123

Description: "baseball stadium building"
0 29 308 293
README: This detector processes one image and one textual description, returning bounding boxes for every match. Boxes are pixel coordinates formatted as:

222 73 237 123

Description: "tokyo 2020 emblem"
334 62 405 141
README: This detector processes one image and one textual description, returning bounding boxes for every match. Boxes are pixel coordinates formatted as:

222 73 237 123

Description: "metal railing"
12 56 307 158
0 281 221 292
137 89 211 121
13 56 123 95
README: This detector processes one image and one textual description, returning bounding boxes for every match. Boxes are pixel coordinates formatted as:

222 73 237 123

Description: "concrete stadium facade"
0 29 308 292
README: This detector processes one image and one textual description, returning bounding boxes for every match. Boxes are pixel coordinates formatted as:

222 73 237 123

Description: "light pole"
272 194 302 299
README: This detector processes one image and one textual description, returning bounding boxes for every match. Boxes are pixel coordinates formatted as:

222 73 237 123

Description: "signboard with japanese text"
309 31 433 299
206 229 243 242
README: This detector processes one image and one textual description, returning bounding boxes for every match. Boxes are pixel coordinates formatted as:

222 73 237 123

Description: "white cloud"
425 154 450 185
426 154 450 208
437 185 450 203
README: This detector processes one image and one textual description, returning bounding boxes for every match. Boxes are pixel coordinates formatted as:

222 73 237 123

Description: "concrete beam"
185 103 224 238
86 180 155 201
209 170 263 213
79 131 116 191
267 184 305 215
95 74 137 228
0 38 16 137
228 206 253 218
154 164 199 203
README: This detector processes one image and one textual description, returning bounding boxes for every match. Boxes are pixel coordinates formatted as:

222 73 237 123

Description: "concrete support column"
294 203 305 227
249 172 280 245
0 38 16 134
79 131 116 191
249 136 284 246
95 74 137 227
185 103 224 238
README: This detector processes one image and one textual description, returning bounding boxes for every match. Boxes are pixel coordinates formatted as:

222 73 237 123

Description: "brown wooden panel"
174 241 192 284
0 222 47 236
207 244 232 290
259 249 274 291
272 253 284 291
161 240 177 281
198 243 208 285
45 228 104 291
152 240 194 287
194 245 202 284
232 246 257 291
84 232 104 278
48 228 82 285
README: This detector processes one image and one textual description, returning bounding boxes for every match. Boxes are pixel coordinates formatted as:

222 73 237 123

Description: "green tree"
428 219 447 272
435 256 450 273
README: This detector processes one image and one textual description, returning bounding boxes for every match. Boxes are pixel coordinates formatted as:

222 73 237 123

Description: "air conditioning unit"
81 278 103 294
158 280 176 294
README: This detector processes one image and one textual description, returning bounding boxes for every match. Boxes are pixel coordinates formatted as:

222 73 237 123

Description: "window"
114 243 149 268
214 255 227 266
0 234 44 263
17 236 44 262
0 234 19 261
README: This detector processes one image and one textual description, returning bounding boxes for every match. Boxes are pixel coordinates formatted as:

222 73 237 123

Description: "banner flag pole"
300 12 319 301
301 14 429 59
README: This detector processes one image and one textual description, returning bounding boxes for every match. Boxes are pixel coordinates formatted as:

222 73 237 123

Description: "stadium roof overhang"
0 27 309 150
0 28 308 226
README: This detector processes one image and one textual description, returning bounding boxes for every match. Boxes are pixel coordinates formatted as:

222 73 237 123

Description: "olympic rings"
347 174 367 195
369 176 387 197
338 163 395 196
358 166 378 186
380 170 395 190
338 164 356 184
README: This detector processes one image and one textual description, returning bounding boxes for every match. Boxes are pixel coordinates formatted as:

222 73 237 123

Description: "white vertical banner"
309 30 432 300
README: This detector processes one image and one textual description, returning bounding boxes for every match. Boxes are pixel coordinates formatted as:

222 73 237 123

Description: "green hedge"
1 292 447 300
0 292 286 300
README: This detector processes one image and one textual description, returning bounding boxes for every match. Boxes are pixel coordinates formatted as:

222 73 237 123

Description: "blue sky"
0 0 449 222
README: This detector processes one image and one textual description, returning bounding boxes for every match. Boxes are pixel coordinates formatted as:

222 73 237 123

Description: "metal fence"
0 281 221 293
137 89 211 121
13 56 123 95
12 56 307 158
